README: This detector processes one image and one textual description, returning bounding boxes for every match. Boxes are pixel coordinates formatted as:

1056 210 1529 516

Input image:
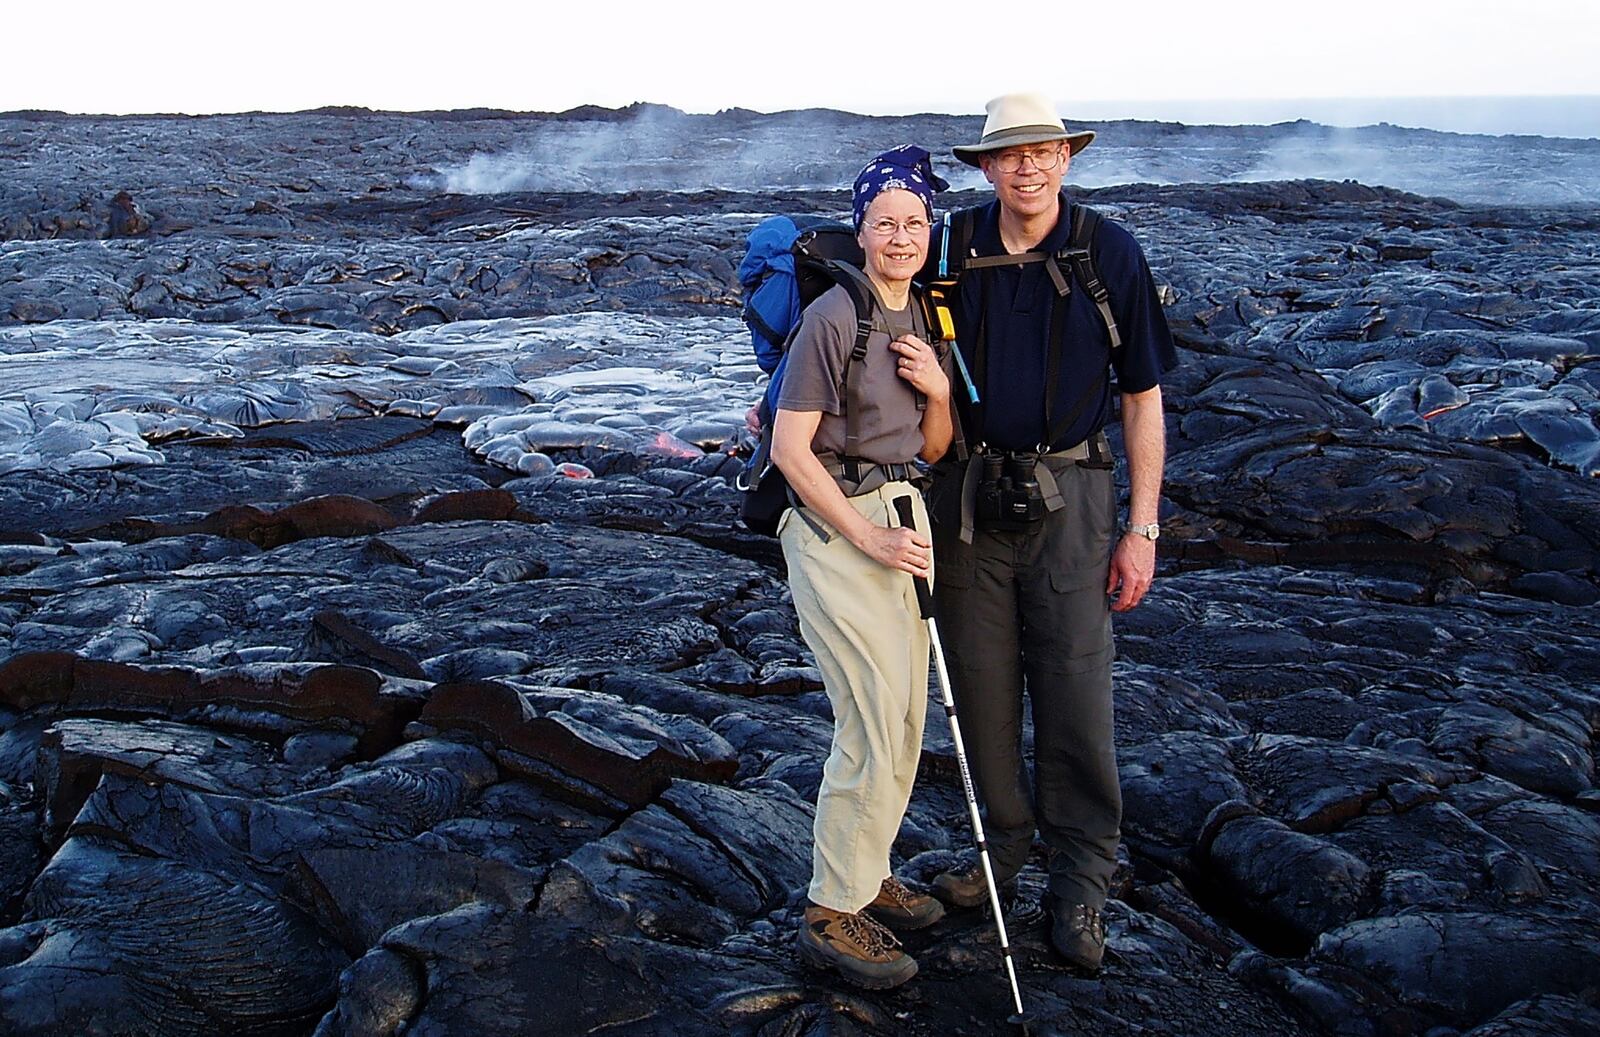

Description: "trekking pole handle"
891 495 935 619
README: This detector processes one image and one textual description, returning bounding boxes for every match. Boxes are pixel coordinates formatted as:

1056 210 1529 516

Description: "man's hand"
1107 533 1156 611
1114 384 1165 612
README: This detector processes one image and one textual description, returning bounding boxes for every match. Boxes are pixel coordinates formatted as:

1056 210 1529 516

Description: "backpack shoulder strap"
746 261 874 485
824 263 879 484
1037 204 1125 448
826 262 878 356
1066 204 1122 354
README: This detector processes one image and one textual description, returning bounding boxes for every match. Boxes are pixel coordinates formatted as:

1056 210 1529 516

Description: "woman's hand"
853 523 932 578
891 335 949 401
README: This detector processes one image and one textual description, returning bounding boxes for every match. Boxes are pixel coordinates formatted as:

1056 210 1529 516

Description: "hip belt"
819 455 929 497
825 457 928 492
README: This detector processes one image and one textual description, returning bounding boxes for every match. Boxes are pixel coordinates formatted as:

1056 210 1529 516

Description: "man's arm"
1106 384 1165 612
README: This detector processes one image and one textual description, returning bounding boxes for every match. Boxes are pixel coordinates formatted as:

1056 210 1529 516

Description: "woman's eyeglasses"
864 216 930 237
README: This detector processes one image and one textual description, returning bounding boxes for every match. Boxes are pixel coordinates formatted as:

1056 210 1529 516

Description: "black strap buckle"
851 320 873 361
1060 247 1111 303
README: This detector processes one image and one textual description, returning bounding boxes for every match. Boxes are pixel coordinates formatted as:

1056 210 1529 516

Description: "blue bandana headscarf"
851 145 950 231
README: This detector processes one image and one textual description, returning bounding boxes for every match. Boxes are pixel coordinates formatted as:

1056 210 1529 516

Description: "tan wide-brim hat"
952 92 1095 168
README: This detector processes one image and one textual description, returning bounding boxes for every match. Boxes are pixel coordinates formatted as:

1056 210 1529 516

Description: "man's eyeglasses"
992 145 1065 174
864 216 930 237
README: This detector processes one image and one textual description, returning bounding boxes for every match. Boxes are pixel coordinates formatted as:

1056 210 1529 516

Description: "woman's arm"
771 407 931 578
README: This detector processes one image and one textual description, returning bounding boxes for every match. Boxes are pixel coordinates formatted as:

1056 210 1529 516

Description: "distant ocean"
1062 95 1600 140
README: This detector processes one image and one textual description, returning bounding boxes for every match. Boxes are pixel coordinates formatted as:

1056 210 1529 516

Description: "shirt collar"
972 192 1074 256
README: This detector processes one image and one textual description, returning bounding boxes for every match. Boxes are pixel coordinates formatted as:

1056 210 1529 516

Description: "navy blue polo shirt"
943 195 1176 451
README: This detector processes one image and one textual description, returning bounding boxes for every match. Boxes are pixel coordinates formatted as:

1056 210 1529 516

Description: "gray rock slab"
2 836 347 1037
1236 733 1477 833
1311 911 1600 1028
1461 994 1600 1037
1328 800 1548 911
412 679 736 814
7 518 766 672
364 902 791 1036
35 716 302 836
1201 806 1373 944
1120 731 1250 860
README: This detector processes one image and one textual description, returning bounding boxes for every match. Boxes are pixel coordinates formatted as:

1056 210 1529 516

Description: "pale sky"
5 0 1598 128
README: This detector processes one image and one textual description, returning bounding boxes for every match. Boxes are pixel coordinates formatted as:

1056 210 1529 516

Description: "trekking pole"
892 495 1032 1033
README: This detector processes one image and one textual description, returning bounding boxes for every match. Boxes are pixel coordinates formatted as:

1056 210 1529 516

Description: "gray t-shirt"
776 283 952 465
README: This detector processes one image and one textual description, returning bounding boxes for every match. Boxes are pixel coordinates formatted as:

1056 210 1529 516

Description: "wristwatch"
1125 522 1160 541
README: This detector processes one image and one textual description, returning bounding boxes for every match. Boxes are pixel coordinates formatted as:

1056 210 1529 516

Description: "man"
922 93 1175 973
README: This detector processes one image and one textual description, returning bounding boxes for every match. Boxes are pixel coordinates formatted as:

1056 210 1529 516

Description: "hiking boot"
867 876 946 931
1050 902 1106 972
797 904 918 989
931 860 1016 910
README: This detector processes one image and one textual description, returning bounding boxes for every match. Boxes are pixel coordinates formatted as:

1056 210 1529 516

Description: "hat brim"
952 129 1095 168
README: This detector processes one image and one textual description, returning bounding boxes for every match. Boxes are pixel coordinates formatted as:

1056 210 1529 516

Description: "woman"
771 145 956 990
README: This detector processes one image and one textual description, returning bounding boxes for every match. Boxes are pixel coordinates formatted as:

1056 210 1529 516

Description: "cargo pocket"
1040 567 1114 673
1041 462 1116 577
1031 463 1115 673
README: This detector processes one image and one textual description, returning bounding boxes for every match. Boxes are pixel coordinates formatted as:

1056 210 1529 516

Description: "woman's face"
856 189 930 288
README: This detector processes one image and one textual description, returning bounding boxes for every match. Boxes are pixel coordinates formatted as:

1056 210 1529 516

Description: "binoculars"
974 449 1046 531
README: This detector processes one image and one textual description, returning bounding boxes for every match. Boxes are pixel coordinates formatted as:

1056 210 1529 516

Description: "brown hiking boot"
867 876 946 930
796 904 918 990
1050 901 1107 972
932 860 1016 910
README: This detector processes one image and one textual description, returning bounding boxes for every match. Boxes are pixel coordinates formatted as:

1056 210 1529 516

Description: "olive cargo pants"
928 457 1121 910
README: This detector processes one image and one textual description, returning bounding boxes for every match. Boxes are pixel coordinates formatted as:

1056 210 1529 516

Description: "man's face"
979 142 1069 221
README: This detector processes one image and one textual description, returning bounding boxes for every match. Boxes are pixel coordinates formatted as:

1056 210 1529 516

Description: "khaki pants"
779 481 931 913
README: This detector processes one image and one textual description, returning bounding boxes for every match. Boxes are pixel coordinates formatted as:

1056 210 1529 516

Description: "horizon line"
5 97 1600 144
4 92 1599 118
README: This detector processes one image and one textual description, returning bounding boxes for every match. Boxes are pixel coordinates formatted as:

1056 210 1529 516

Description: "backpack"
925 201 1124 451
733 216 885 537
